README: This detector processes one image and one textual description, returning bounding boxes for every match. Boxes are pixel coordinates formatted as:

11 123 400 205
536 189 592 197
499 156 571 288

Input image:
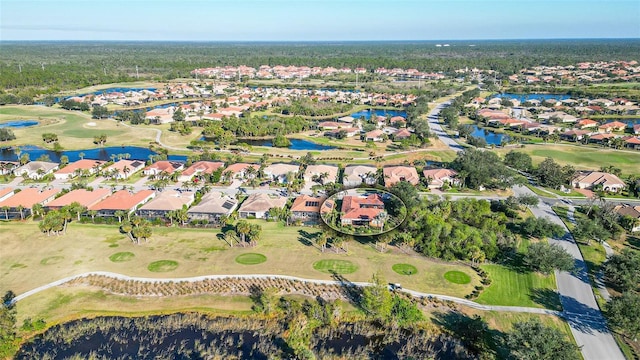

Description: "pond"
470 125 510 145
0 120 39 128
0 146 187 163
350 109 407 120
490 93 571 103
234 138 337 150
67 87 158 99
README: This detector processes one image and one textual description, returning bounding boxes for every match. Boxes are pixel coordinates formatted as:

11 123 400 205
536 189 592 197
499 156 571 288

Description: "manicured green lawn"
476 264 561 310
443 270 471 284
313 259 358 274
392 263 418 276
109 252 135 263
235 253 267 265
147 260 179 272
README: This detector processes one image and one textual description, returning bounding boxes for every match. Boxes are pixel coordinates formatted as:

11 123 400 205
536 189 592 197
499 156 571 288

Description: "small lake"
238 138 336 150
67 87 158 99
490 93 571 102
470 125 510 145
0 146 187 163
0 120 39 128
350 109 407 120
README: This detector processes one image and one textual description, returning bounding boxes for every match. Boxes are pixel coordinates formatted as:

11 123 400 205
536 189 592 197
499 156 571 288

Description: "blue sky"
1 0 639 41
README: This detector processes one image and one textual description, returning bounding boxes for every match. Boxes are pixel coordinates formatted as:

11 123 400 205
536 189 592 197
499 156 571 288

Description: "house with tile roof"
0 188 15 202
187 192 237 224
572 171 626 193
304 164 339 185
614 204 640 232
137 190 194 220
142 161 184 176
0 187 61 219
422 168 460 189
238 193 288 219
598 121 627 133
340 193 386 228
89 189 155 217
54 159 105 180
45 188 112 210
103 160 146 180
383 166 420 187
223 163 260 180
178 161 225 182
13 161 59 180
343 165 378 187
263 163 299 183
290 195 326 223
0 161 19 176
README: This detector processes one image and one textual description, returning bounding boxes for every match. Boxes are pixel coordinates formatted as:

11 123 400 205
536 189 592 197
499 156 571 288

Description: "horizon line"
2 37 640 43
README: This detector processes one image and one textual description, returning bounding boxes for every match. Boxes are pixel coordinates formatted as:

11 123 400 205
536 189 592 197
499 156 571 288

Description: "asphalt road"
426 100 625 360
513 185 625 360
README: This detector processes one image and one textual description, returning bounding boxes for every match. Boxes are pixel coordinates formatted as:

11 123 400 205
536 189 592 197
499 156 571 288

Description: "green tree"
235 220 251 244
91 105 110 119
524 242 575 275
520 217 564 238
504 151 533 172
605 291 640 341
172 107 185 122
506 320 580 360
535 158 575 189
573 218 611 245
0 128 16 142
602 249 640 292
360 272 393 320
452 149 515 189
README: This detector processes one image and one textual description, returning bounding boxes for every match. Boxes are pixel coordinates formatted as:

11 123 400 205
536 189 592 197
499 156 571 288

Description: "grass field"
109 252 135 263
313 259 358 274
476 264 561 310
147 260 179 272
494 144 640 175
444 270 471 284
0 221 479 299
392 263 418 276
0 105 158 149
235 253 267 265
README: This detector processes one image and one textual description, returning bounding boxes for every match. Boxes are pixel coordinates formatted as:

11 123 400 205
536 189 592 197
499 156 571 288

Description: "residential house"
0 187 60 219
383 166 420 187
422 168 460 189
137 190 194 220
290 195 326 223
624 136 640 150
13 161 59 180
223 163 260 180
560 129 591 142
304 164 339 185
614 204 640 232
103 160 146 180
89 190 155 217
178 161 225 182
393 129 412 140
0 188 15 202
340 193 386 228
337 116 355 124
343 165 378 187
572 171 626 193
238 193 287 219
142 161 184 177
45 188 112 210
598 121 627 133
633 124 640 135
187 192 237 223
364 129 385 142
324 127 360 138
576 119 599 129
54 159 105 180
0 161 19 176
588 133 616 144
389 116 406 126
263 163 299 183
318 121 342 130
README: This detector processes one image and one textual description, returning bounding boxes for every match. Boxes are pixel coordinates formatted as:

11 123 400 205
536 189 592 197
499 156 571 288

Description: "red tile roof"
46 188 112 209
0 188 61 208
89 190 155 211
55 159 105 175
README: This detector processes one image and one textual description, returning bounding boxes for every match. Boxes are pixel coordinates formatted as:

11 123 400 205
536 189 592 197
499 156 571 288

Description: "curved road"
12 271 559 316
427 102 624 360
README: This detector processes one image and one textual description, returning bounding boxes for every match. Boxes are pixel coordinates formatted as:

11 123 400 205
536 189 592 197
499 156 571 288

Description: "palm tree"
248 224 262 246
122 166 131 179
79 152 85 160
236 220 251 245
16 205 25 220
317 232 329 252
114 210 126 223
88 210 98 223
31 203 44 220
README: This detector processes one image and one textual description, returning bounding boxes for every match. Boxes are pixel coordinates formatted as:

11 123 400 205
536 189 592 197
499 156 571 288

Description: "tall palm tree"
236 220 251 245
16 205 25 220
31 203 44 220
114 210 126 223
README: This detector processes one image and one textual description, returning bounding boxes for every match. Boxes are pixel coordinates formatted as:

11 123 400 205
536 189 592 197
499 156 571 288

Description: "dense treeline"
202 115 313 139
2 40 639 95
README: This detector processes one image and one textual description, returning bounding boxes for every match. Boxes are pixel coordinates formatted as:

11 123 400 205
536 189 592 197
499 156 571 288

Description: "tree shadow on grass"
297 229 319 247
433 311 504 359
626 236 640 251
497 250 529 274
330 270 363 310
529 288 563 311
